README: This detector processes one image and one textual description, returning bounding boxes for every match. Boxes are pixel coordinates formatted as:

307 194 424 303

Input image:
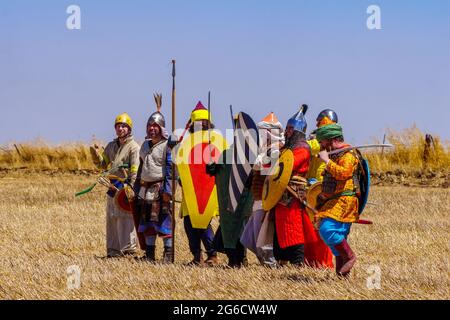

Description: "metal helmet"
316 109 338 125
286 104 308 133
147 93 166 128
115 112 133 129
147 111 165 128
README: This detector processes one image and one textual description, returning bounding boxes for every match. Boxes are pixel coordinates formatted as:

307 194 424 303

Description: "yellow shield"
305 182 322 222
262 149 294 211
175 130 228 229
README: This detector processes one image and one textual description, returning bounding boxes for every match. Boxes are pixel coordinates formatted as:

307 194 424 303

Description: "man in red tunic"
271 105 333 268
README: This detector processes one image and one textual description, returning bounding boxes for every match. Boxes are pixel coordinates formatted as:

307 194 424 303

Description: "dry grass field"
0 170 448 300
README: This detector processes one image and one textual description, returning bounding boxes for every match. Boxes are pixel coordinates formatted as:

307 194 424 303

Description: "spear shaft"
171 59 176 263
207 91 213 163
229 105 235 130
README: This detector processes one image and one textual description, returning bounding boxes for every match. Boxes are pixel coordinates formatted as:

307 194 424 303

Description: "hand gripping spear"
171 59 176 263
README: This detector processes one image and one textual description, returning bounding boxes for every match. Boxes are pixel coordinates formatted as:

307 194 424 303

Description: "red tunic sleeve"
292 146 310 176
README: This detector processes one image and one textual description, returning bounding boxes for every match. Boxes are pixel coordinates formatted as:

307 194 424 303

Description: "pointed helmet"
147 93 166 128
190 101 210 122
286 104 308 133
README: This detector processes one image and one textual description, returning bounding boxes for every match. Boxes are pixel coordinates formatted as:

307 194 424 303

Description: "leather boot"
162 246 173 264
145 245 156 262
278 260 289 267
227 250 236 268
188 251 204 266
334 239 356 276
335 255 344 276
205 254 219 267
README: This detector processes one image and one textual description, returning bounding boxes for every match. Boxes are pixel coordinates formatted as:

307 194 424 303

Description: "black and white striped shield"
228 112 259 213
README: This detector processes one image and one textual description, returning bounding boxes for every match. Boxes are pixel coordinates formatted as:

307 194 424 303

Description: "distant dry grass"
0 172 448 300
366 125 450 174
0 139 97 171
1 126 449 176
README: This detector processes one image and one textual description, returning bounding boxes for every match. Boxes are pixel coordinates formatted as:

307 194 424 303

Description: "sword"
319 144 394 157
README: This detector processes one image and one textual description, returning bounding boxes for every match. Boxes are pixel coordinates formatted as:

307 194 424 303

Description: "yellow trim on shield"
176 130 228 229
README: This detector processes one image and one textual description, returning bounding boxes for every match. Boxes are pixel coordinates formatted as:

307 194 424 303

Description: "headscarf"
254 112 284 169
316 123 343 142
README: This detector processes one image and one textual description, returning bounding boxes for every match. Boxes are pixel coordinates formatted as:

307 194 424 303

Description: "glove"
168 134 179 148
206 162 217 176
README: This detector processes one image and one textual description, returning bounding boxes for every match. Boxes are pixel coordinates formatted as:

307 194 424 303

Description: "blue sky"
1 0 449 145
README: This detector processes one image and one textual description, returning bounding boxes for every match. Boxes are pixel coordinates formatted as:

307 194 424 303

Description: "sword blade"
327 144 394 156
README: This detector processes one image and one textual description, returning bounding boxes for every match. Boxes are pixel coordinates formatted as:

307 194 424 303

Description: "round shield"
358 158 371 214
262 149 294 211
305 182 322 222
114 188 133 214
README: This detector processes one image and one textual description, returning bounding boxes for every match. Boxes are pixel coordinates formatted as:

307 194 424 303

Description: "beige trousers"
106 196 137 256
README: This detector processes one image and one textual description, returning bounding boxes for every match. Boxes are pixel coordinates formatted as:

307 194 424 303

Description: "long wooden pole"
171 60 176 263
207 91 213 163
229 105 235 130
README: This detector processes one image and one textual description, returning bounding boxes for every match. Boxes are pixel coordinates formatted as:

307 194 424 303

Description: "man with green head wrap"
315 123 360 277
315 123 344 142
306 109 339 183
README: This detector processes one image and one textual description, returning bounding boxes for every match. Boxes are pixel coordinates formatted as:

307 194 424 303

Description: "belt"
140 180 163 188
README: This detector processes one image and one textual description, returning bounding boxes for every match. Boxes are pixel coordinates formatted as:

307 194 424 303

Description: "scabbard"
355 219 373 225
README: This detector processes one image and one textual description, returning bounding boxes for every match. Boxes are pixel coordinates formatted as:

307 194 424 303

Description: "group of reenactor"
90 96 364 278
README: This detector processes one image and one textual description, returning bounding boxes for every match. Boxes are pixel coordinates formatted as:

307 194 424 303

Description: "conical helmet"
147 93 165 128
190 101 210 122
286 104 308 133
259 111 282 130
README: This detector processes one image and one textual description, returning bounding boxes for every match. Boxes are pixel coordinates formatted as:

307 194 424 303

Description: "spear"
229 105 235 130
207 91 213 163
171 59 176 263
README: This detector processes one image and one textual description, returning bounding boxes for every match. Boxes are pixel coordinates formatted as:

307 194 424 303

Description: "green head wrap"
316 123 343 142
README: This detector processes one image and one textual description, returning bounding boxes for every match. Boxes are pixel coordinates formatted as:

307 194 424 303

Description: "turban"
316 123 343 142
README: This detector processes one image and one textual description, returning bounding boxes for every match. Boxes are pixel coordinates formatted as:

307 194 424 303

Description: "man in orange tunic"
316 123 359 277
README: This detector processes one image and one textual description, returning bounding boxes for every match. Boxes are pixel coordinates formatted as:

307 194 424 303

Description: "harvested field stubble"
0 173 448 300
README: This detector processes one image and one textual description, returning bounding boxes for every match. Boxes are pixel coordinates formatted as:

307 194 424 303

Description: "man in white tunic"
90 113 140 257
